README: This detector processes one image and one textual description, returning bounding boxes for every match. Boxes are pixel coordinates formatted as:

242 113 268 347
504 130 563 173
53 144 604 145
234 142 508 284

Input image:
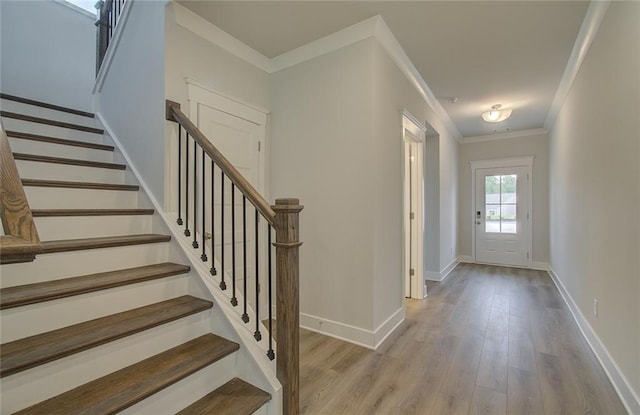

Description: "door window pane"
485 174 517 233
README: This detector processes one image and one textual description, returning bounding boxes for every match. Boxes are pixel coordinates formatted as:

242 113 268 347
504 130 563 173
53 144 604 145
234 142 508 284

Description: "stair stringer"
96 113 283 415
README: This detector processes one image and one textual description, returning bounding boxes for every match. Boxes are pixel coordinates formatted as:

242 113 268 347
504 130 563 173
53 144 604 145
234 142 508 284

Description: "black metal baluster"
242 196 249 323
267 226 274 360
210 161 217 275
254 209 261 341
231 183 238 306
192 140 198 249
177 125 183 226
220 174 226 290
184 133 190 237
200 149 207 261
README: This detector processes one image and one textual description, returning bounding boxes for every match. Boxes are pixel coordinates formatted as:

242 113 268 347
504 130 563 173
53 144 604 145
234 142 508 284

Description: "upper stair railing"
166 100 302 415
95 0 127 74
0 121 42 264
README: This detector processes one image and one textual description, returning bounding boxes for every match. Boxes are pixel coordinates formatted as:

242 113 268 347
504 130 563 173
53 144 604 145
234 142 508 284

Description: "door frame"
470 156 534 268
402 110 426 299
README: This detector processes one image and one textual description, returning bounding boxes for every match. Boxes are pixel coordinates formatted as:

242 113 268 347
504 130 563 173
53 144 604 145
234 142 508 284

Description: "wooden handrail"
166 100 276 225
0 121 42 264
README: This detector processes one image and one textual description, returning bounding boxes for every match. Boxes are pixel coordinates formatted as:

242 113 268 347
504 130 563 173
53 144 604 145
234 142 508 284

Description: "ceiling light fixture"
482 104 512 123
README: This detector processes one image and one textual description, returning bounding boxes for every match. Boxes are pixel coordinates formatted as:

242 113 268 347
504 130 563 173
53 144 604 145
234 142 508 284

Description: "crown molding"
171 2 271 73
270 16 380 72
169 4 462 141
462 128 549 144
372 17 462 141
544 0 611 131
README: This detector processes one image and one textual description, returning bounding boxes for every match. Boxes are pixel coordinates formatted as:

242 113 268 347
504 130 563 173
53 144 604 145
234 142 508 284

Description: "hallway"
299 263 627 414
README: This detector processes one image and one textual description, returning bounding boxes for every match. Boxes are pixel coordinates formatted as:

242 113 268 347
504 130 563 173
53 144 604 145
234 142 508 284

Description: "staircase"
0 94 272 414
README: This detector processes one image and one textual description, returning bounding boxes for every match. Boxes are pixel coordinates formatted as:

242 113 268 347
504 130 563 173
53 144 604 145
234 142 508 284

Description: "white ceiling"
177 1 590 138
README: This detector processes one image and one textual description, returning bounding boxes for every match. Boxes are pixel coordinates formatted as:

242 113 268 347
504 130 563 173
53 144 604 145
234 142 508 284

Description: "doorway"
402 111 425 299
471 157 533 267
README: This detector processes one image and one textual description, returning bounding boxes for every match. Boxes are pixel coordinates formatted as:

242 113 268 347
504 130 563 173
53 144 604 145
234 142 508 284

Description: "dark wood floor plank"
31 208 154 217
0 93 95 118
1 111 103 134
22 178 138 191
14 334 239 415
469 386 507 415
176 378 271 415
1 296 212 377
298 263 627 415
6 131 113 151
14 153 125 170
507 367 544 415
0 263 189 309
41 234 170 254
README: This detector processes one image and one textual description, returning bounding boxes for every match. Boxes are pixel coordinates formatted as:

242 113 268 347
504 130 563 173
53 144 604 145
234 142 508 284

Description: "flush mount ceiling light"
482 104 512 123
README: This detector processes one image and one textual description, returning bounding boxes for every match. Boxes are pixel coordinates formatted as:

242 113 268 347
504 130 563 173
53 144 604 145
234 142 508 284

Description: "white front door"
474 166 530 267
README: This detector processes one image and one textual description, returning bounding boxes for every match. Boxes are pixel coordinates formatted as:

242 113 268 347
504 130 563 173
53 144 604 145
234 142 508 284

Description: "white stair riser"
0 274 199 341
8 138 114 163
1 118 105 144
34 215 153 240
0 314 213 414
0 99 98 128
16 160 125 184
0 244 170 287
121 354 238 415
24 186 139 209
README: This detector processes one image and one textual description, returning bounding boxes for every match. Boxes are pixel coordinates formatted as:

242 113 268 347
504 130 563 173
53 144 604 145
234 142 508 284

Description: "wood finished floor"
299 263 627 415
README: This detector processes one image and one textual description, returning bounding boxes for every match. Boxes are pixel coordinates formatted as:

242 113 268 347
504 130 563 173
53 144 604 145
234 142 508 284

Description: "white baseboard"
548 267 640 414
532 261 550 271
456 255 549 272
425 258 460 282
300 307 405 350
458 255 473 263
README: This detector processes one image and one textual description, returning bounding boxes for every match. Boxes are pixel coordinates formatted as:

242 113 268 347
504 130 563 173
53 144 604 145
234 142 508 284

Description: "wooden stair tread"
1 295 212 377
13 153 126 170
41 234 171 253
0 93 95 118
22 178 139 191
177 378 271 415
1 111 103 134
31 208 154 217
14 334 239 415
6 130 113 151
0 263 190 309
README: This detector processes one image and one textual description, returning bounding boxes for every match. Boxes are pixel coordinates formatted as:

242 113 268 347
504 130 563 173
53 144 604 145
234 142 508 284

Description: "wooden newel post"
272 198 303 415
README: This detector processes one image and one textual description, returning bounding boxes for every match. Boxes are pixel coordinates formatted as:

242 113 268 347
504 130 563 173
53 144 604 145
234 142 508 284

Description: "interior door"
475 166 529 267
197 102 264 311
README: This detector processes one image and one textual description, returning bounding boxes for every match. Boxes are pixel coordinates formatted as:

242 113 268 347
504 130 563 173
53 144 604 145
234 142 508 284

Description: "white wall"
164 3 270 115
270 39 375 333
370 41 458 322
458 133 550 264
270 37 460 343
0 0 95 111
424 135 440 273
549 0 639 403
439 128 458 271
96 1 166 201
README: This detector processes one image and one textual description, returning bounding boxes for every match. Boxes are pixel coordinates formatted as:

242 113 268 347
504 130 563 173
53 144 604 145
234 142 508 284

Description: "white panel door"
196 101 264 313
475 166 529 267
198 102 261 190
